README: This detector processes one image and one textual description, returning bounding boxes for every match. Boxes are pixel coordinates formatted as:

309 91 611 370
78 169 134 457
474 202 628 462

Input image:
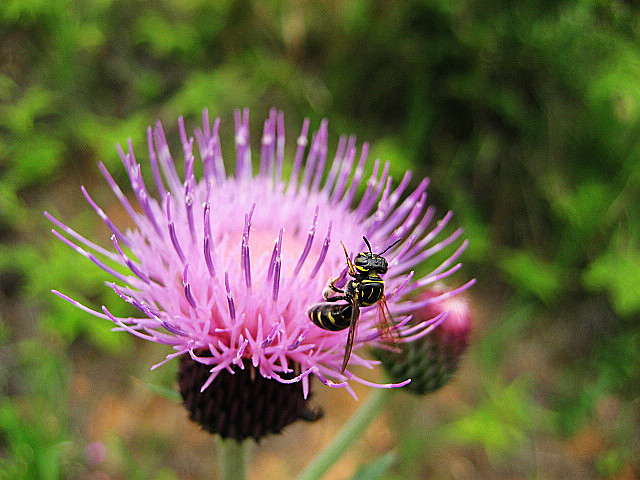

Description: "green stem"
218 438 253 480
296 388 394 480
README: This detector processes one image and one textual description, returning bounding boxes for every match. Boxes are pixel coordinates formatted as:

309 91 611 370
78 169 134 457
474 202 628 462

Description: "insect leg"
340 292 360 373
324 295 347 303
341 241 356 276
323 278 344 300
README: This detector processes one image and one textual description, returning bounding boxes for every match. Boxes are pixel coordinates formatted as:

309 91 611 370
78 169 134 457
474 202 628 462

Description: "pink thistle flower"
48 109 473 438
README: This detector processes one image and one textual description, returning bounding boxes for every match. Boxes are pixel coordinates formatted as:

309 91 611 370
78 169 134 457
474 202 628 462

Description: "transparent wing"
376 294 400 344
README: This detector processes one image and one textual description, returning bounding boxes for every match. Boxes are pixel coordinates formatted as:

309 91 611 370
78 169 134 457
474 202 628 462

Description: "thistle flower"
376 286 472 395
48 108 473 440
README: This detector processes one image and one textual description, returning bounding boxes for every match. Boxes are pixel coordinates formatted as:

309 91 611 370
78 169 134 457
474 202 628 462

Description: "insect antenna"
362 236 373 253
378 238 402 256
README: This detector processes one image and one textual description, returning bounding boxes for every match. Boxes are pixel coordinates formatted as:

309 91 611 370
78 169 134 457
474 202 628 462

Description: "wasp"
308 236 400 373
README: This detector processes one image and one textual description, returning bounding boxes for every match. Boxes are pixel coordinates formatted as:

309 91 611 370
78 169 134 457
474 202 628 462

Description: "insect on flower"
308 236 401 373
47 107 475 414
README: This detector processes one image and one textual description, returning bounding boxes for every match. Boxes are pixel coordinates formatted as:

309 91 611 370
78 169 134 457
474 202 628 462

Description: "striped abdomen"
308 302 352 331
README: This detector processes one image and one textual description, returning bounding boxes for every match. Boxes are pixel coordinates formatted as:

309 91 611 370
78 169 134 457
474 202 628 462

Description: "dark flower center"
178 355 321 441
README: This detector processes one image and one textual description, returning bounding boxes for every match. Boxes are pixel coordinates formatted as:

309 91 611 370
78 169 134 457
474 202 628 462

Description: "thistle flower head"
48 109 473 438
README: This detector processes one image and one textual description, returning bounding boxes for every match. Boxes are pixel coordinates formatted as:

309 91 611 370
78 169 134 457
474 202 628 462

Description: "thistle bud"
376 289 472 395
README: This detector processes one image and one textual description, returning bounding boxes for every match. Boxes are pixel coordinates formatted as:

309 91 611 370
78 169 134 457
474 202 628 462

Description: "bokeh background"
1 1 639 479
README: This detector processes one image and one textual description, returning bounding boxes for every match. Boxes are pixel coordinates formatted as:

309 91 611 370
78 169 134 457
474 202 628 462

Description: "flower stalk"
295 388 393 480
218 438 253 480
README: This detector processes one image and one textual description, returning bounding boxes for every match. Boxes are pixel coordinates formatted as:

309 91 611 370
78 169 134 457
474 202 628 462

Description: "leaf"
499 250 563 303
0 87 56 135
10 134 65 186
441 379 554 459
583 247 640 317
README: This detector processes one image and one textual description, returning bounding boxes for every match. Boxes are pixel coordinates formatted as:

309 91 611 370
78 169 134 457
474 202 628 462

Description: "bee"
308 236 400 373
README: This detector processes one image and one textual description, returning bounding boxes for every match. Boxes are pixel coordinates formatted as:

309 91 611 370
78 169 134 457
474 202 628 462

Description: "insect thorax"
347 278 384 307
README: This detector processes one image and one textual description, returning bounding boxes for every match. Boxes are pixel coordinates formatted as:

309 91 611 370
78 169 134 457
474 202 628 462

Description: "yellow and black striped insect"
308 236 400 372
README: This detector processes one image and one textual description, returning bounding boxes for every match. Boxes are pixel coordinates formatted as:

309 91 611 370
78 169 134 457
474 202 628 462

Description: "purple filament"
322 135 347 196
225 272 236 321
341 142 369 207
203 202 215 277
272 228 283 301
185 177 196 243
261 321 280 348
287 118 310 192
183 264 198 309
293 206 318 276
309 221 332 279
80 186 131 248
166 193 186 263
111 234 150 284
241 203 256 289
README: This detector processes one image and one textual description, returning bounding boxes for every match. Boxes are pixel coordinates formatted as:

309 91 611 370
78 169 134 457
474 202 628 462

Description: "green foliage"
583 244 640 317
0 399 66 480
0 339 72 480
499 251 563 303
556 330 640 435
442 379 554 459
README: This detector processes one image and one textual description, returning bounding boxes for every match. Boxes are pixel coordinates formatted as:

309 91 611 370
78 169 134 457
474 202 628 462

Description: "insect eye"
372 256 388 272
354 254 368 266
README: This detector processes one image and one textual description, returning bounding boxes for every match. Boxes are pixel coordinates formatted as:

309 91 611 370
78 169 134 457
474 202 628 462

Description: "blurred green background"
1 0 639 479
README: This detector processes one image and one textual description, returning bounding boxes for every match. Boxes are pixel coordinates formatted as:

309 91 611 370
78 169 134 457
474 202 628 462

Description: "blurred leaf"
0 317 9 341
75 111 152 168
583 246 640 317
441 379 553 459
0 75 17 101
152 469 179 480
0 0 59 23
0 340 71 480
368 136 413 180
596 448 625 477
18 338 70 412
499 250 563 303
550 181 612 233
588 42 640 126
0 185 28 228
135 12 202 60
594 331 640 395
76 22 105 51
0 88 57 135
9 134 65 187
165 67 264 120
